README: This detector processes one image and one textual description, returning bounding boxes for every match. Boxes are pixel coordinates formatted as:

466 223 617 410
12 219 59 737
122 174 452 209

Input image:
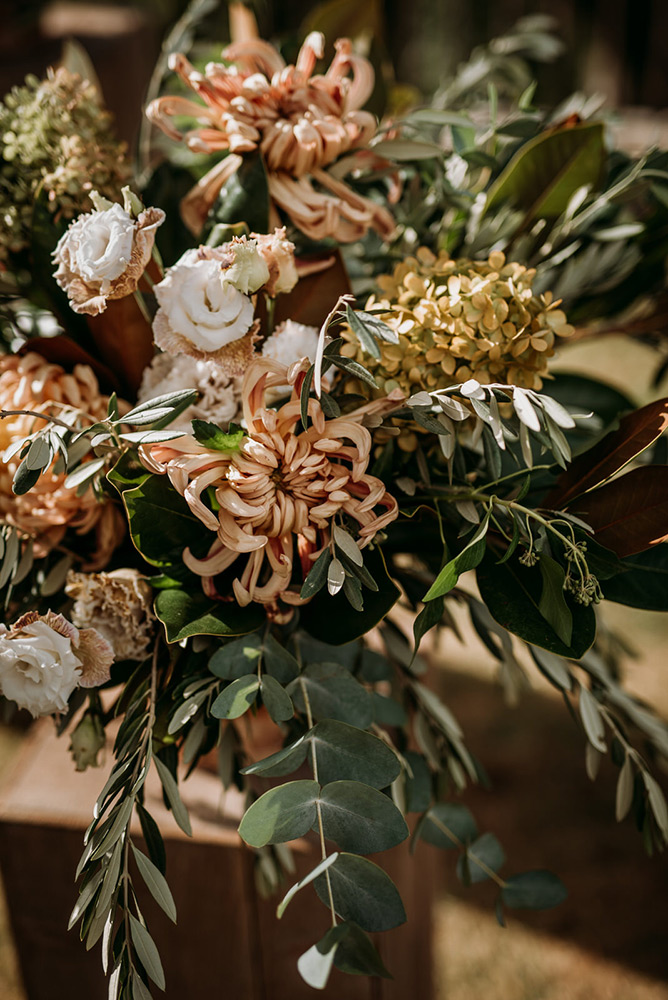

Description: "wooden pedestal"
0 722 433 999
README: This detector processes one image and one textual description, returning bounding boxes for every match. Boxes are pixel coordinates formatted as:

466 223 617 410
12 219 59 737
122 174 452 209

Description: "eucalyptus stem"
427 814 508 889
298 677 337 927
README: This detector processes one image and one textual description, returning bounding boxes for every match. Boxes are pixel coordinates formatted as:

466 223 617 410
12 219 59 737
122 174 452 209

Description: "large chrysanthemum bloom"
0 353 123 569
142 357 401 609
146 33 395 243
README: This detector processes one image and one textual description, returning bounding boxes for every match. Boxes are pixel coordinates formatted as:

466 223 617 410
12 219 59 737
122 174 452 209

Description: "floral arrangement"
1 10 668 998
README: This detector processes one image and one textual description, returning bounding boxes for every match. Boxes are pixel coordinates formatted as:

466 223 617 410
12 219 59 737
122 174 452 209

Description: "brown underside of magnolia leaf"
86 295 155 395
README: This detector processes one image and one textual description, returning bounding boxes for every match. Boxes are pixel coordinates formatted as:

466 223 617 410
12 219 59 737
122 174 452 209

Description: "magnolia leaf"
546 397 668 507
570 466 668 557
538 555 573 647
476 550 596 657
601 545 668 610
155 588 264 642
485 121 606 227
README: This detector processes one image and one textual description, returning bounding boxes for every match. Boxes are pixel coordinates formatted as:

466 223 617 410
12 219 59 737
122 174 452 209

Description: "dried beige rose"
53 196 164 315
0 610 113 717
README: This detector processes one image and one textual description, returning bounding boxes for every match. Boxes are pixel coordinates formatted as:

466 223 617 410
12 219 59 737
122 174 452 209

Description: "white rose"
153 249 255 358
224 239 270 295
0 619 81 716
72 203 135 286
53 199 164 315
0 611 114 717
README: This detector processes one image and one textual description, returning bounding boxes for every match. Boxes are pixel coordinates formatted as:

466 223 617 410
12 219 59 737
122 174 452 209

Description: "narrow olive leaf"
327 557 346 595
277 853 339 919
329 355 378 388
153 756 192 836
108 962 122 1000
345 304 381 360
137 801 167 875
643 773 668 837
300 548 332 600
538 555 572 646
423 513 490 601
211 675 260 719
64 457 106 490
41 554 73 596
167 694 204 735
413 595 444 655
530 646 573 691
94 839 122 919
122 390 198 421
131 971 154 1000
333 524 363 566
24 434 53 471
12 458 41 495
578 685 607 753
90 798 133 861
68 868 104 929
300 364 314 431
616 756 634 822
131 844 177 923
0 529 19 588
129 914 165 991
260 675 294 723
350 308 398 344
501 870 568 910
239 780 320 848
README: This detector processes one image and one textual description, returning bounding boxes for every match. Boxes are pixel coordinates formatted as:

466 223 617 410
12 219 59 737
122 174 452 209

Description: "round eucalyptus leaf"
261 675 294 723
210 675 259 720
419 802 478 849
314 853 406 932
319 781 408 854
289 663 372 729
310 720 400 788
239 780 319 848
501 869 568 910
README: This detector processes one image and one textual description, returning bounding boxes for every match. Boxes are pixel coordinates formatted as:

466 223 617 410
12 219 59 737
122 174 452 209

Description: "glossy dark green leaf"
123 475 203 569
203 149 269 236
211 675 260 719
538 555 572 646
155 588 264 643
501 870 568 910
314 852 406 932
239 780 319 847
600 544 668 610
261 675 294 723
485 122 606 226
319 781 408 854
476 550 596 657
289 662 373 728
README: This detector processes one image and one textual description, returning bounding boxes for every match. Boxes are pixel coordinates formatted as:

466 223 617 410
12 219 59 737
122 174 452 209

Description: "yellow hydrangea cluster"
342 248 574 396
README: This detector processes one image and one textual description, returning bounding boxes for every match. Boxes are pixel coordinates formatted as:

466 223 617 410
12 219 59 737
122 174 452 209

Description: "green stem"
427 815 508 889
298 677 337 927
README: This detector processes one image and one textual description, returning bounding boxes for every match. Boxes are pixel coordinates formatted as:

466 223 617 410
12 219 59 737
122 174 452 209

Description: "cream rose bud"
0 611 114 718
152 248 256 368
254 229 298 296
223 238 270 294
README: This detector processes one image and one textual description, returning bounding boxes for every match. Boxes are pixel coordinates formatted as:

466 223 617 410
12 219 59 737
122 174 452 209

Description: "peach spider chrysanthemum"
146 32 395 244
142 357 402 609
